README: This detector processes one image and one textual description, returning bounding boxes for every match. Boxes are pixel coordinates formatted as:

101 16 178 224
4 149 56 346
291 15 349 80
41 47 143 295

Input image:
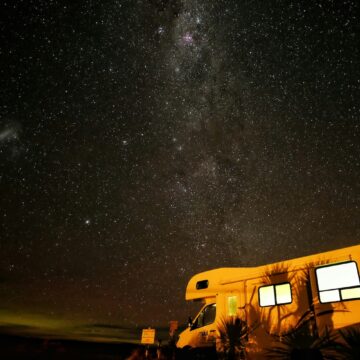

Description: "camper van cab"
177 244 360 357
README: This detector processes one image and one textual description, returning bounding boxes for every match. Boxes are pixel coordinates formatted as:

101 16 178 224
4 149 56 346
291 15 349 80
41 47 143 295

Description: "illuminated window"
316 261 360 303
259 283 292 307
228 296 237 316
259 285 275 307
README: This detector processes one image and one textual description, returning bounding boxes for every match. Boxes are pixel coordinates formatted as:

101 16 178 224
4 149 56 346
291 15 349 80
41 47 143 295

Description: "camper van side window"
259 283 292 307
191 303 216 329
196 280 209 290
315 261 360 303
228 296 237 316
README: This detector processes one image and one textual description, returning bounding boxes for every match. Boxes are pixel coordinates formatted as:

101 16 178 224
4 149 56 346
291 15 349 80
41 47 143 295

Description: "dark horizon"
1 0 359 341
0 321 171 344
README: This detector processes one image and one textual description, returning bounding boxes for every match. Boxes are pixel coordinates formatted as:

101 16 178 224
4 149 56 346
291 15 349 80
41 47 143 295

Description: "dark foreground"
0 334 218 360
0 334 135 359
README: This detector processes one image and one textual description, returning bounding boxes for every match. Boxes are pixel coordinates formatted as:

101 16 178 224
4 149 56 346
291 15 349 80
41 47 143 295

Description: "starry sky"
0 0 359 341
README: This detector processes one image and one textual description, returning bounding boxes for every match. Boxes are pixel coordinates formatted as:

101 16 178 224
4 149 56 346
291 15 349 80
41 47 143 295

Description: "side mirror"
188 317 193 327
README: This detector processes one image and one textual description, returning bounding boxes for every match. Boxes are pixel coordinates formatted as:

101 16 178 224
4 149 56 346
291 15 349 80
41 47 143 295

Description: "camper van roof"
185 244 359 301
185 267 252 300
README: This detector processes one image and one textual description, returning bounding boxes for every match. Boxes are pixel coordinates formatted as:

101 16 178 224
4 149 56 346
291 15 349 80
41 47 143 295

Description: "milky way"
0 0 359 335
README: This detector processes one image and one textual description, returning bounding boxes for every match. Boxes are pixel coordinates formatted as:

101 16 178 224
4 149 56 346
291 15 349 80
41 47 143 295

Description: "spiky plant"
261 263 294 284
295 261 348 338
291 265 319 337
336 325 360 359
265 322 338 360
260 263 296 335
217 317 250 360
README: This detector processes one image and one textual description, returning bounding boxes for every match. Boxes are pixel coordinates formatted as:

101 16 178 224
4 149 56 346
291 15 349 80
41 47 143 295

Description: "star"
181 32 194 45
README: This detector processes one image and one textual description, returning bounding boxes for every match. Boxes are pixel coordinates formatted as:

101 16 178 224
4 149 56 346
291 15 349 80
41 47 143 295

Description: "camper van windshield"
191 303 216 330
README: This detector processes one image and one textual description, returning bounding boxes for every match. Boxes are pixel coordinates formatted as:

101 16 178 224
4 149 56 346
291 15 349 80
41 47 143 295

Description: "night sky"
0 0 359 341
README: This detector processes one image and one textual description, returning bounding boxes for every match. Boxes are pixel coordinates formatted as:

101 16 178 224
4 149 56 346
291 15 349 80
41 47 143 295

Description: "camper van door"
189 303 217 347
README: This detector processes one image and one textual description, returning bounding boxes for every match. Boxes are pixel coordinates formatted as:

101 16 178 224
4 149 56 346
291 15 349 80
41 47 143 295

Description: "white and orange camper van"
177 244 360 357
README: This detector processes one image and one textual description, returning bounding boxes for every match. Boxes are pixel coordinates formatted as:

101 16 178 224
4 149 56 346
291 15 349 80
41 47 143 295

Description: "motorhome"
177 244 360 357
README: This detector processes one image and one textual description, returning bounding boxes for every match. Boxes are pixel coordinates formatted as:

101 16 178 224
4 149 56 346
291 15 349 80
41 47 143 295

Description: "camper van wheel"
182 346 202 360
178 346 191 359
177 346 217 360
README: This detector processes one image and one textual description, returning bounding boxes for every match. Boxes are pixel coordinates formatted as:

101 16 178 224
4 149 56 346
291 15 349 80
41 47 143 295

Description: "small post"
156 339 162 359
